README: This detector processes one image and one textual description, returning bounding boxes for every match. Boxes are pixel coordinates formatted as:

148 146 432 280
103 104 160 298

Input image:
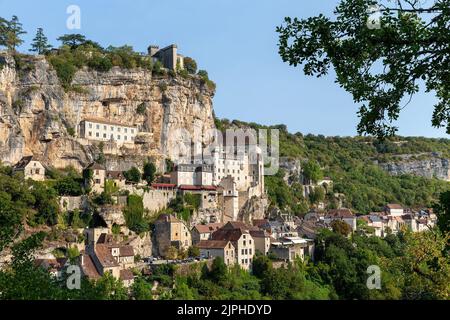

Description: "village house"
269 236 315 262
211 222 256 270
249 230 271 255
191 223 224 245
80 232 135 287
324 208 357 231
385 204 404 217
153 214 192 257
106 171 126 189
197 240 236 266
13 156 45 181
79 117 138 146
84 163 106 194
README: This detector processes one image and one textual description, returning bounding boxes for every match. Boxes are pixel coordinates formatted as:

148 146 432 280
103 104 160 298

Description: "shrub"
183 57 197 74
136 103 147 115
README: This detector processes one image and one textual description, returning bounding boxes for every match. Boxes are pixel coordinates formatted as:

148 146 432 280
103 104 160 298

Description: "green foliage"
187 246 200 258
197 69 216 91
54 170 84 196
131 276 153 300
136 102 147 115
330 220 352 237
2 15 26 51
435 191 450 234
123 194 148 234
124 167 141 184
29 28 52 54
183 57 198 74
302 160 323 184
277 0 450 136
142 162 156 184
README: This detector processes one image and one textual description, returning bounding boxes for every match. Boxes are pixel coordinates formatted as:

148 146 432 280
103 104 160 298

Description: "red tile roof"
179 185 217 191
386 204 403 210
197 240 231 249
95 244 119 268
119 245 134 257
211 229 247 242
193 223 224 234
120 269 135 281
81 254 101 280
152 183 176 189
326 208 354 218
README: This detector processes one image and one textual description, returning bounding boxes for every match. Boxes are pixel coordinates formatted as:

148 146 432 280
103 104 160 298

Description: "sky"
0 0 447 138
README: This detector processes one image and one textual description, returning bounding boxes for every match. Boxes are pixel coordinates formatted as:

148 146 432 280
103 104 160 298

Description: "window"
89 123 92 129
124 136 127 141
249 249 252 255
103 133 107 138
118 128 121 132
96 132 99 137
104 125 107 130
125 128 128 133
241 249 244 255
111 126 114 131
96 124 100 129
88 131 92 136
95 179 100 184
117 135 121 140
243 241 246 246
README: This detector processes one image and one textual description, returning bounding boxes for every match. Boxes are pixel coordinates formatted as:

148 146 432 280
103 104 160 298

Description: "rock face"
0 52 215 171
378 155 450 181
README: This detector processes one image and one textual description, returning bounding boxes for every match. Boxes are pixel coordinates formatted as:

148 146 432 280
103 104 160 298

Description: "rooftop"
197 240 231 249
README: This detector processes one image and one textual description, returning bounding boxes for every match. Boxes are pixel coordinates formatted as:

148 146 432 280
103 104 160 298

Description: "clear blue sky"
1 0 447 138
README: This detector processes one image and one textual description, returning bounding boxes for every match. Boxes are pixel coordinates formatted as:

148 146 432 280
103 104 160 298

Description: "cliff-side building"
79 117 138 146
13 156 46 181
148 44 184 70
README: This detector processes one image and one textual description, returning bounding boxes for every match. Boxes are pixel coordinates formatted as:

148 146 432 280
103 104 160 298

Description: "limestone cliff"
0 52 215 171
377 154 450 181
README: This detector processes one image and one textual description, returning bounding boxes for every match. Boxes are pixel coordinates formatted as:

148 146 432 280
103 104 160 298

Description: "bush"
136 103 147 115
124 167 141 184
183 57 197 74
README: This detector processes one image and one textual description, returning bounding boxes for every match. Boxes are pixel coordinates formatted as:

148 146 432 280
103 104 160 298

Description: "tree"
142 162 156 185
4 15 26 51
187 246 200 258
183 57 198 74
0 17 8 48
331 220 352 237
277 0 450 137
57 34 86 48
206 257 228 283
124 167 141 184
30 28 52 54
131 277 153 300
435 191 450 234
302 161 323 184
123 194 148 234
252 255 273 279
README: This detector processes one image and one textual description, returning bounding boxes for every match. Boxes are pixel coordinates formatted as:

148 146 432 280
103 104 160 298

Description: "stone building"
197 240 235 266
153 214 192 257
269 236 315 262
211 222 256 270
148 44 184 70
84 163 106 194
171 163 213 187
79 117 138 146
324 208 357 231
13 156 45 181
191 223 224 245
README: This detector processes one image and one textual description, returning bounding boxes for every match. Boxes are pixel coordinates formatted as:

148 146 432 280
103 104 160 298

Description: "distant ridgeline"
214 118 450 214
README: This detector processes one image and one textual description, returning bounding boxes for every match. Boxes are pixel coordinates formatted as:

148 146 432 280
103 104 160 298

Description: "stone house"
13 156 45 181
385 204 404 217
324 208 357 231
191 223 224 245
84 163 106 194
153 214 192 257
197 240 235 266
249 230 271 255
269 236 315 262
106 171 126 189
211 222 256 270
